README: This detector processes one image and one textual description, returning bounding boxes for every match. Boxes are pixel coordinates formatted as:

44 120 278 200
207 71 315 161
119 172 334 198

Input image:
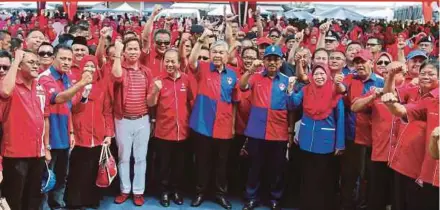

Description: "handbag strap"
99 145 106 163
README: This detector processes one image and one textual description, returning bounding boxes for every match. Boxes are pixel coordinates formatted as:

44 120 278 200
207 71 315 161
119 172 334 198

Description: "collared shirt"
342 65 355 76
141 50 164 78
243 70 290 141
153 73 194 141
123 67 148 117
188 61 240 139
39 66 76 149
111 62 153 120
387 86 434 179
354 90 399 162
0 77 49 164
404 87 439 186
343 72 384 145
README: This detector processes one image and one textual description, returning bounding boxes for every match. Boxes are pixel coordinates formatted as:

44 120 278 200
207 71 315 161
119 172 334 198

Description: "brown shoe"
114 193 130 204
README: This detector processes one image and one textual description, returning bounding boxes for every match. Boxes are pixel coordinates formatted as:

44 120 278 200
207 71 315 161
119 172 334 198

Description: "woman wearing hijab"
64 55 115 209
374 52 392 76
288 64 345 210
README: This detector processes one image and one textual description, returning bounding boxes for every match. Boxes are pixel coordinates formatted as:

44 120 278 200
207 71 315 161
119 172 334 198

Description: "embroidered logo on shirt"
180 83 186 91
227 77 233 85
279 83 286 91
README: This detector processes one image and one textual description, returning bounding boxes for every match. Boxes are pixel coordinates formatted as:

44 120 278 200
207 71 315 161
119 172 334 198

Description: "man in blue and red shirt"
39 44 93 209
187 29 240 209
239 45 291 210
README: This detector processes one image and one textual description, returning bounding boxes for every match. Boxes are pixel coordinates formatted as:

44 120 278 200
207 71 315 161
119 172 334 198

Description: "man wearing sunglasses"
141 5 171 78
366 37 383 60
37 42 54 74
0 50 11 79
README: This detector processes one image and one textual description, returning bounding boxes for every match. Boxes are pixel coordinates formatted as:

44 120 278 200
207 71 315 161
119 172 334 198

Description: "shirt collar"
210 62 227 74
262 69 280 79
50 66 67 80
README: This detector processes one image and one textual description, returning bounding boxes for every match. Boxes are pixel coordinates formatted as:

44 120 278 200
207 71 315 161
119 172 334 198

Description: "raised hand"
381 92 399 104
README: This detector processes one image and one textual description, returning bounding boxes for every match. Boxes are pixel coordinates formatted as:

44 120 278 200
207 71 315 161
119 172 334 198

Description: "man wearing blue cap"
239 45 293 210
404 50 428 85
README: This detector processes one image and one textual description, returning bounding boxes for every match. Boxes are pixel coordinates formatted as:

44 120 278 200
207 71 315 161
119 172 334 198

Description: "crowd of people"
0 4 439 210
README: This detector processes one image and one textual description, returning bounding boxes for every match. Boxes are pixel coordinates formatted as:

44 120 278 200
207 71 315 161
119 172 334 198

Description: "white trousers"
115 116 150 194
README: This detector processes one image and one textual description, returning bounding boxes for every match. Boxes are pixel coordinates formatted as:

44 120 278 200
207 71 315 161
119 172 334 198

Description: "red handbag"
96 144 117 188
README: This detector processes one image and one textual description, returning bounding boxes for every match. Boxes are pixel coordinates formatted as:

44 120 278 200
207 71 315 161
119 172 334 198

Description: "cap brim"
264 53 283 58
258 42 272 46
408 54 428 60
325 37 337 41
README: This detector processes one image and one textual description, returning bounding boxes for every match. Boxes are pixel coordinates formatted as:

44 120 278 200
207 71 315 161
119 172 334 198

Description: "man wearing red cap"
336 49 384 210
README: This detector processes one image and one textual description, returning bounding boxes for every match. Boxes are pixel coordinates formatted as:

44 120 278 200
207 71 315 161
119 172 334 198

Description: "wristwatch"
45 144 51 150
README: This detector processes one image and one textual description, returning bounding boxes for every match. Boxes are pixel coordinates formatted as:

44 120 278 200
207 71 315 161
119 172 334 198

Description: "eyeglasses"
156 40 170 46
376 61 390 66
38 51 54 57
198 56 209 61
0 65 10 71
242 56 257 60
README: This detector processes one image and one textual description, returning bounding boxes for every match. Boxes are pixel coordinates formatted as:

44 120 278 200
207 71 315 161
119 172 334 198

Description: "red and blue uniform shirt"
243 71 291 141
189 61 240 140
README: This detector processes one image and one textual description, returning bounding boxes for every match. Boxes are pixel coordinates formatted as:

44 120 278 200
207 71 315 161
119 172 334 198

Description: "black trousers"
192 130 231 196
47 148 70 209
227 134 250 195
155 138 185 194
64 146 102 208
367 161 393 210
300 150 338 210
340 141 370 210
245 139 286 202
393 171 423 210
2 157 45 210
419 183 439 210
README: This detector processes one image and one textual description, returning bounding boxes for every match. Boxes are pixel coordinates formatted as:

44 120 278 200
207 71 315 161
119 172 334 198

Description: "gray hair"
210 40 229 52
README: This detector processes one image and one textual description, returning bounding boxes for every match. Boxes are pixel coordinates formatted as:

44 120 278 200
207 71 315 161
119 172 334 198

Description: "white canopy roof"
365 8 394 20
317 6 366 21
207 6 232 16
155 9 200 20
112 2 137 12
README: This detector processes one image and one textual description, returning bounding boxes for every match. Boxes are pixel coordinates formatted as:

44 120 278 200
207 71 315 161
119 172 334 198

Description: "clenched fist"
79 71 93 86
114 40 124 56
154 79 163 92
381 92 399 104
334 73 344 84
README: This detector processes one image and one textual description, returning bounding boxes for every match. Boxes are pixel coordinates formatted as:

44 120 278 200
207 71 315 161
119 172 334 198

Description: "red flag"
229 1 257 27
64 1 78 21
423 1 433 23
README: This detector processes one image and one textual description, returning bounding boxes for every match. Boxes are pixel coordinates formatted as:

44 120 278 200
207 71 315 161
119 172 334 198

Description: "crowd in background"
0 4 439 210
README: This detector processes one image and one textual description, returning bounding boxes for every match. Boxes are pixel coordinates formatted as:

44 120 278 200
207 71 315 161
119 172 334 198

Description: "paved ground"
95 196 299 210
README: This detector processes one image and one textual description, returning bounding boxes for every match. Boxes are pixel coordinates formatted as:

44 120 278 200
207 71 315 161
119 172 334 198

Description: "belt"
123 113 148 120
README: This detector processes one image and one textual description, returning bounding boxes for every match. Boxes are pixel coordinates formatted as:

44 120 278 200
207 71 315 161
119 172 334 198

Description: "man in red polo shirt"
381 61 439 210
0 49 50 210
0 50 11 155
146 48 193 207
141 5 171 78
25 29 45 54
112 37 153 206
350 61 407 210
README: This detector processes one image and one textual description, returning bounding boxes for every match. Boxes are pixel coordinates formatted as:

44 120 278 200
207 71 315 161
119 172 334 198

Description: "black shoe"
173 192 184 205
160 193 170 207
215 196 232 209
191 194 204 207
270 201 281 210
242 200 258 210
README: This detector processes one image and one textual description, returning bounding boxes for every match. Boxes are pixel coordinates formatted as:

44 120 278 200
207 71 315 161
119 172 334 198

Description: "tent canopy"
86 4 110 12
112 2 137 12
365 8 394 20
284 10 316 21
155 9 200 20
207 6 232 16
317 6 366 21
